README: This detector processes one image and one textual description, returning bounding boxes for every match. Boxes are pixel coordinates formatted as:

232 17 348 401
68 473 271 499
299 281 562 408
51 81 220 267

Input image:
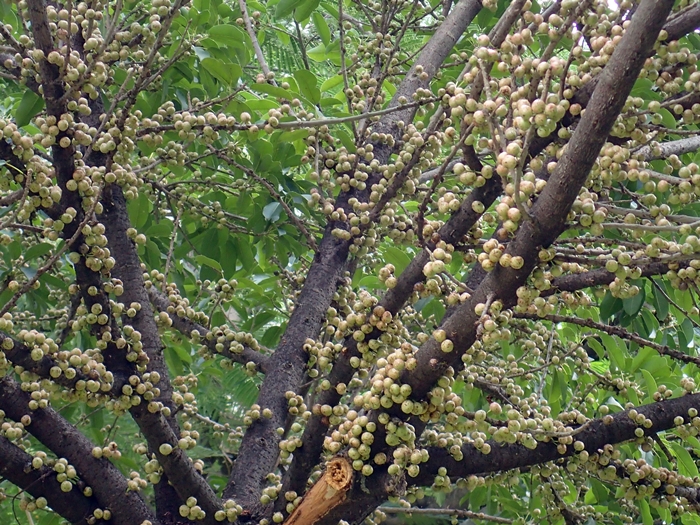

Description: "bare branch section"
377 506 513 524
0 376 158 525
238 0 273 80
0 436 98 525
544 260 682 297
0 188 22 207
636 135 700 161
224 0 484 511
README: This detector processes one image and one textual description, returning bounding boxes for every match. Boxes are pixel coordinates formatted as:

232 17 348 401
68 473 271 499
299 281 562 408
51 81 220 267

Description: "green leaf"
201 57 241 85
641 369 657 402
652 280 670 320
586 338 606 360
127 192 152 229
599 291 622 321
658 108 677 129
630 346 655 373
262 202 283 222
194 254 223 272
638 499 653 525
320 74 344 92
235 237 256 271
275 0 304 19
600 333 625 370
208 24 247 49
307 41 341 64
293 69 321 104
622 288 645 317
294 0 321 22
313 12 331 45
681 317 695 348
383 246 413 275
670 441 699 477
249 83 294 100
220 240 238 277
15 89 45 127
476 8 493 28
24 242 53 262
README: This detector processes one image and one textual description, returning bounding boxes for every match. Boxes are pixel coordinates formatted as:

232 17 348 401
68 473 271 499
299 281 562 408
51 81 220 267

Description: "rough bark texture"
0 376 158 525
278 0 537 503
3 1 700 524
416 391 700 482
528 2 700 161
279 153 499 503
101 185 222 523
308 3 677 523
225 0 484 512
403 0 675 401
0 436 100 525
318 384 700 525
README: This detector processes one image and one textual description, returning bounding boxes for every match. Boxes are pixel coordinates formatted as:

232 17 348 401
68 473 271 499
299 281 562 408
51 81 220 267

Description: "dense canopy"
4 1 700 525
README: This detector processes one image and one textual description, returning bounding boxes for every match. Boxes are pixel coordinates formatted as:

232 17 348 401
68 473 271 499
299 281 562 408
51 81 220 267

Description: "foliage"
2 1 700 525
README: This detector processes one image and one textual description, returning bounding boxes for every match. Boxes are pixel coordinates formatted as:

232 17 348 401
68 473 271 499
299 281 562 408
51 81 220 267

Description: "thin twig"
514 311 700 366
238 0 274 81
163 206 183 291
377 506 513 524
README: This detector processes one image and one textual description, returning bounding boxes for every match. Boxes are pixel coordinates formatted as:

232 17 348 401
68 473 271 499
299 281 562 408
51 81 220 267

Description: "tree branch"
0 330 127 394
415 392 700 483
0 435 99 525
314 4 676 524
224 0 485 513
277 0 534 501
0 376 159 525
636 135 700 161
513 312 700 367
146 285 269 372
100 184 222 523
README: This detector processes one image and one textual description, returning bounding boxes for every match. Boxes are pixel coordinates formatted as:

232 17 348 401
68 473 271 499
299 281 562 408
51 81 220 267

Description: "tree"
4 0 700 524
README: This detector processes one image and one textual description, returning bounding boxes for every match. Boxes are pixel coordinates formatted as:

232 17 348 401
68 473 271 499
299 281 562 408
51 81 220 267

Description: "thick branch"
0 435 99 525
314 5 676 523
100 184 222 522
663 3 700 42
416 392 700 482
321 392 700 525
528 4 700 160
0 330 128 393
0 188 23 207
279 153 499 503
402 0 674 401
544 260 680 297
26 0 75 193
0 376 158 525
636 135 700 161
225 0 485 512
